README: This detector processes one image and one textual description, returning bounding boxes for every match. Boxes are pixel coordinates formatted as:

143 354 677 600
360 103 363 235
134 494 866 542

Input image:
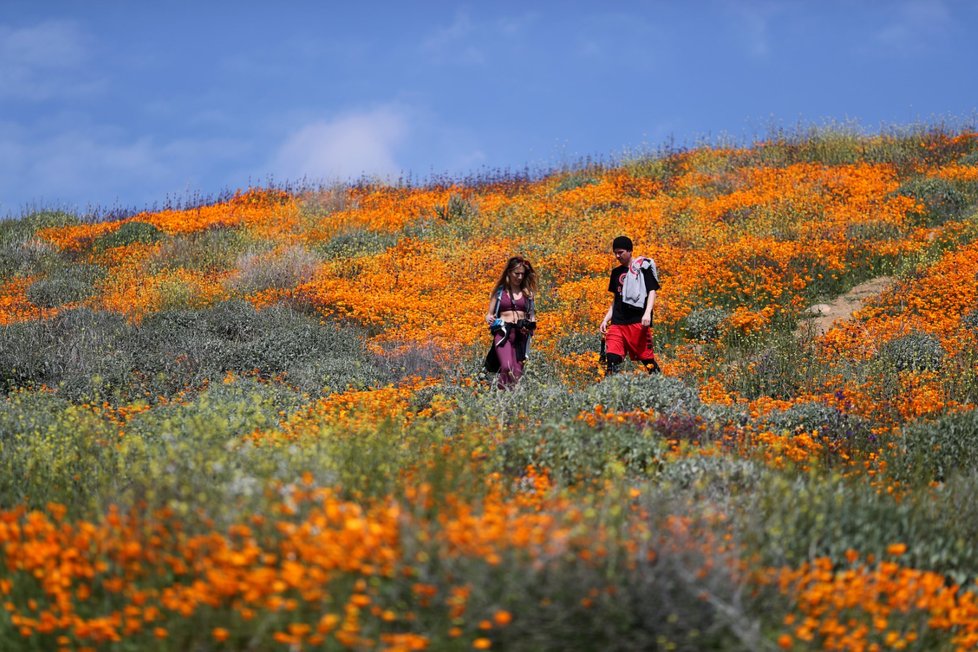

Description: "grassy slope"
1 126 978 650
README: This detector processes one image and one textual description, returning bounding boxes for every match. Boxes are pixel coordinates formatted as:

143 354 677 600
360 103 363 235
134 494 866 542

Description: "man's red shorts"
605 322 657 361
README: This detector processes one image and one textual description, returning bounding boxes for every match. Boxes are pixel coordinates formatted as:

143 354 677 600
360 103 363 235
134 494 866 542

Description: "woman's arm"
486 292 498 324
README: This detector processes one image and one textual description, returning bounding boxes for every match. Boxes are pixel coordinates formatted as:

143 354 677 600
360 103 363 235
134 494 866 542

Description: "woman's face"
508 265 526 287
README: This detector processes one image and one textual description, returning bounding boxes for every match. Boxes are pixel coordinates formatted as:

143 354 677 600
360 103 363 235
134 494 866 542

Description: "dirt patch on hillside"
797 276 896 337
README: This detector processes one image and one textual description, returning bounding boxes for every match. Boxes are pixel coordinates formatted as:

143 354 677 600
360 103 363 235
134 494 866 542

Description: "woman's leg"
494 331 523 389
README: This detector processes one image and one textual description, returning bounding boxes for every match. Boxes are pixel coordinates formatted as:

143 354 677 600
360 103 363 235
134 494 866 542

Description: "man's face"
613 248 632 266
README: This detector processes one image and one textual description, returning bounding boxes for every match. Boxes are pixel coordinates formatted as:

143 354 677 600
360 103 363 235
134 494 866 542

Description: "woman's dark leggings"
493 329 525 389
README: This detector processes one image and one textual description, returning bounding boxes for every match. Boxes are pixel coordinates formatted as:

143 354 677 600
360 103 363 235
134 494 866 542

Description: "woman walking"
484 256 537 389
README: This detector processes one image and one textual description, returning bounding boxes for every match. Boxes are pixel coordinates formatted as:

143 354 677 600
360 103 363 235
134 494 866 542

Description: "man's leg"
634 324 660 374
604 326 627 375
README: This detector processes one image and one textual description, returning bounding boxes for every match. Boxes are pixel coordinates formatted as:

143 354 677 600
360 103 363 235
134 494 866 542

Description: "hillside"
2 127 978 650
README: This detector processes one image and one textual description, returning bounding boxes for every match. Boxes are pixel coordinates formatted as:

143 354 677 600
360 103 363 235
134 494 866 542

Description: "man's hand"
641 314 652 327
599 318 609 334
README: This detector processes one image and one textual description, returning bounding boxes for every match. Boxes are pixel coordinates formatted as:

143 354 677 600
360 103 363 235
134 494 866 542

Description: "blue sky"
2 1 977 216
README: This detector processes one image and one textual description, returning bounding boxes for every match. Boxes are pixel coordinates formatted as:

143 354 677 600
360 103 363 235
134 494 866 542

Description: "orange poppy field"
2 126 978 650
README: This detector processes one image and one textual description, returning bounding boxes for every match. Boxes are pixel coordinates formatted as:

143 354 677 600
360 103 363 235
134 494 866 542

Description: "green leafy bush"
877 331 945 372
132 300 385 396
742 471 978 585
227 245 320 293
0 236 62 279
683 307 728 341
0 308 133 400
555 331 602 356
963 308 978 334
92 221 164 251
585 373 703 416
763 401 876 460
25 276 93 308
555 173 599 193
434 193 478 221
845 220 904 242
728 333 822 400
25 265 103 308
0 210 78 244
893 177 975 226
959 150 978 166
0 391 125 512
0 300 386 401
885 407 978 484
317 228 398 259
148 226 252 272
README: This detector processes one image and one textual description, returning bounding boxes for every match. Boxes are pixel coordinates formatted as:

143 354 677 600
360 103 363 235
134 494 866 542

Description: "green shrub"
92 221 164 251
963 308 978 334
0 308 133 400
877 331 945 372
728 333 821 400
556 331 602 356
586 373 703 416
227 245 320 293
0 300 385 401
657 455 764 496
0 236 62 278
683 307 728 341
299 186 355 217
148 226 252 272
555 173 599 193
742 471 978 585
762 401 876 460
25 265 103 308
845 220 904 242
316 228 398 259
434 193 478 221
622 154 680 185
886 407 978 484
132 300 384 396
893 177 975 226
493 417 664 483
0 210 79 245
958 151 978 166
0 391 125 512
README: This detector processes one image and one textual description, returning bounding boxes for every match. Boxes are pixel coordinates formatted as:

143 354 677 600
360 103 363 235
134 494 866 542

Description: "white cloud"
270 107 409 183
422 11 487 65
0 20 101 100
723 0 783 58
873 0 952 55
0 122 249 213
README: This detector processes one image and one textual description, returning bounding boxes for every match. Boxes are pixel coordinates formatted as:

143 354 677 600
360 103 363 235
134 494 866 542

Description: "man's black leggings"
606 353 660 375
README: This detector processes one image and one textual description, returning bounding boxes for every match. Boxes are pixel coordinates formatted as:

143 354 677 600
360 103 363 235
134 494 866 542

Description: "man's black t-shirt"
608 263 661 325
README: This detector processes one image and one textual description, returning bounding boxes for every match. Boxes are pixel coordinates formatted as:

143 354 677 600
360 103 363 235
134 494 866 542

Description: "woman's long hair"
492 256 537 296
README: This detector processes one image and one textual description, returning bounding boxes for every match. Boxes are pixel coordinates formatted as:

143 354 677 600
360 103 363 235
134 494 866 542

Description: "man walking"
599 235 661 375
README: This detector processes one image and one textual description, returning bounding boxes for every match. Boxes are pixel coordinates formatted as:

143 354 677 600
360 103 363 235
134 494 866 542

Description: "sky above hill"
2 0 977 216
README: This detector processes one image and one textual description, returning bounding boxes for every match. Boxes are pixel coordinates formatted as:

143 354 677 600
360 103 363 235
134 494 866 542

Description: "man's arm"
600 302 614 334
641 290 656 327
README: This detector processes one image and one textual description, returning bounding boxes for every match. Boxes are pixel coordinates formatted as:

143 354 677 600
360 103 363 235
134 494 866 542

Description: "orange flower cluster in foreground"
0 475 644 651
766 553 978 651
